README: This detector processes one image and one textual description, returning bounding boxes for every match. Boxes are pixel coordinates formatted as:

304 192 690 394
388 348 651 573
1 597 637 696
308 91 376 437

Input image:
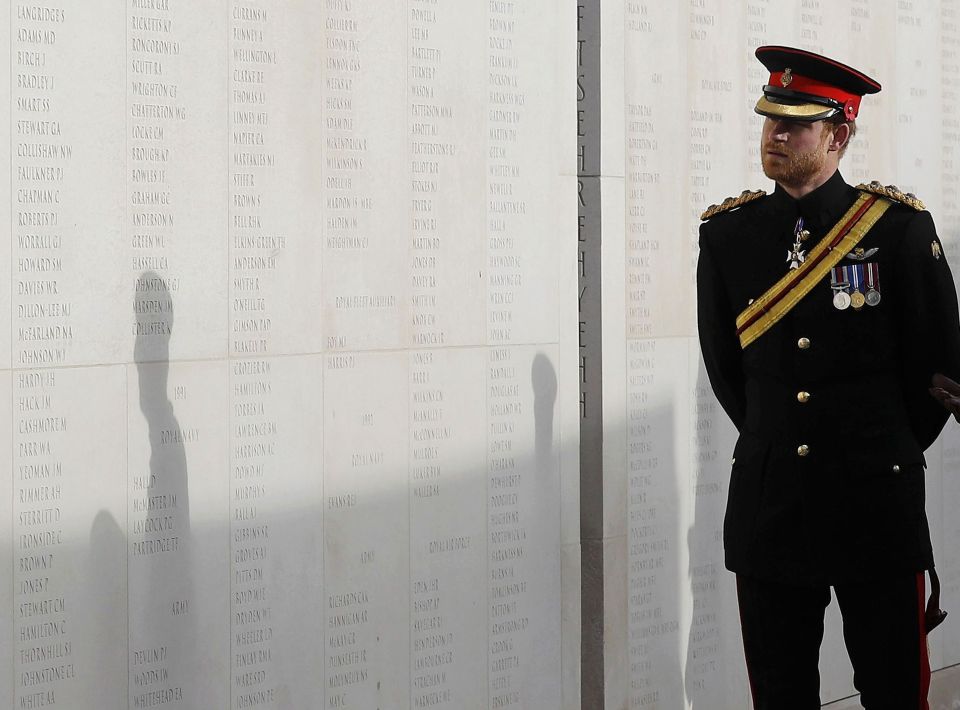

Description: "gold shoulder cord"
701 189 767 221
856 181 925 211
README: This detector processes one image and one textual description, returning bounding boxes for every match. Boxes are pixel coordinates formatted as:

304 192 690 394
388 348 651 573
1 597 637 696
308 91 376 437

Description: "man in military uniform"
697 46 960 710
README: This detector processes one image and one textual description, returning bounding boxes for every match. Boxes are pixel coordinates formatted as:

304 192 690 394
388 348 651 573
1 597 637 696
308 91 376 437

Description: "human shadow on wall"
613 340 686 707
62 344 575 708
134 270 191 526
531 351 560 581
528 352 561 702
86 509 126 707
131 270 193 704
684 360 746 708
532 353 557 472
631 397 685 708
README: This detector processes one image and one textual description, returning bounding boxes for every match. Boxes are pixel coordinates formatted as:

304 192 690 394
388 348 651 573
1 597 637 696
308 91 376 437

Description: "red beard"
760 129 831 188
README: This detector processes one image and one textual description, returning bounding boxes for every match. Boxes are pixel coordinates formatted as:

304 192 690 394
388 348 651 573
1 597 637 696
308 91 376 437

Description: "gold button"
798 337 811 350
797 391 811 403
892 465 901 473
797 444 810 457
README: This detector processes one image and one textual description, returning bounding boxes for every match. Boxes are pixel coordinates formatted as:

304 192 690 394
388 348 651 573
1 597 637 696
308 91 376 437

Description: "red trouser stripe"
917 572 931 710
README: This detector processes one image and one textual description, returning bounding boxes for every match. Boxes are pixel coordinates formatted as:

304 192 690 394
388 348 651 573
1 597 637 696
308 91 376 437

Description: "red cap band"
770 71 862 118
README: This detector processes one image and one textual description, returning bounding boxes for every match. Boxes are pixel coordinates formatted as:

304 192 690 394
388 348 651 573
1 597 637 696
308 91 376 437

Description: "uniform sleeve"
697 225 746 430
894 210 960 450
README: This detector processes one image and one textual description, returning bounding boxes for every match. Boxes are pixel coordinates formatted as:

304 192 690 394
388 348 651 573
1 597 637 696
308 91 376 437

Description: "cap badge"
781 68 793 87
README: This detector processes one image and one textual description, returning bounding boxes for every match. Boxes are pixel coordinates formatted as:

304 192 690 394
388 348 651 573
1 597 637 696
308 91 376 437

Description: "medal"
830 265 851 310
787 217 810 270
865 262 881 306
849 264 865 310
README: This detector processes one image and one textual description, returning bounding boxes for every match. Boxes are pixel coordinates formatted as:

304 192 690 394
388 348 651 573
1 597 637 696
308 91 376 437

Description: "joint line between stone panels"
484 6 490 704
226 5 231 369
320 348 326 699
9 0 12 375
226 361 232 709
9 3 13 703
124 0 130 704
318 4 327 697
125 366 130 707
226 10 233 708
7 369 10 704
484 361 491 699
485 353 491 707
406 1 412 705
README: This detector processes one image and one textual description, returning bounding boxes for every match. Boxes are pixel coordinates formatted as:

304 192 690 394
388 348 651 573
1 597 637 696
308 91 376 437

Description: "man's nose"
770 123 791 141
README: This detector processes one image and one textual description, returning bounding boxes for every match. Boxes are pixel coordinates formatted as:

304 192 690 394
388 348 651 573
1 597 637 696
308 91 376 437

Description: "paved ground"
822 664 960 709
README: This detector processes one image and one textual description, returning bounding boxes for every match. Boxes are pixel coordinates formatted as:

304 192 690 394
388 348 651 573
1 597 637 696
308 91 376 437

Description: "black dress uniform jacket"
697 170 960 586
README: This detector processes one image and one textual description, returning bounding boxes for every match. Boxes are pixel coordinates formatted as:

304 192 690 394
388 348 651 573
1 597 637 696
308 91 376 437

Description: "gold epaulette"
700 189 767 220
856 180 926 211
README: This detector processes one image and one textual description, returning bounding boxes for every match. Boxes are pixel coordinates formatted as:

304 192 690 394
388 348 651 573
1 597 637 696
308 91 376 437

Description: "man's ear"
827 122 850 153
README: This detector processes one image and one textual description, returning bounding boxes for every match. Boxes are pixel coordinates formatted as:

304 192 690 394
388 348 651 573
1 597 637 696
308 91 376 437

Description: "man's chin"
761 161 790 183
762 159 819 188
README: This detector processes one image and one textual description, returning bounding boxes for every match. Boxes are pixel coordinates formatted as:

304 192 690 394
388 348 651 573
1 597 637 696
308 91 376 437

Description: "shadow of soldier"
684 362 748 709
128 270 192 707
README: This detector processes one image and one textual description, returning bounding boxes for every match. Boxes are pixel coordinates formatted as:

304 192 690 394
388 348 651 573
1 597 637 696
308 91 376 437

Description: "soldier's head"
754 46 879 192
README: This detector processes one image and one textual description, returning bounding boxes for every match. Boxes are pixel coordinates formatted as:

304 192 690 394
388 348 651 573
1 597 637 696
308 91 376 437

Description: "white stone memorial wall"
8 1 960 708
1 2 580 709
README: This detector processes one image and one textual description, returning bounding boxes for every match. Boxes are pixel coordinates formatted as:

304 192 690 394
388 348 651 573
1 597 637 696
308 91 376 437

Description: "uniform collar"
769 170 857 230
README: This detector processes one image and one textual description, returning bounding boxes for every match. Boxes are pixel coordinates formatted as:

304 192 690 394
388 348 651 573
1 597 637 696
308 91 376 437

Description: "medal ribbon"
850 263 863 293
830 265 848 289
866 262 879 291
735 193 892 349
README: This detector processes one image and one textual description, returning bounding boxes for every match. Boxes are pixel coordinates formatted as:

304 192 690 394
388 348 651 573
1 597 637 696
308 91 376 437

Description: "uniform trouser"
736 573 931 710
